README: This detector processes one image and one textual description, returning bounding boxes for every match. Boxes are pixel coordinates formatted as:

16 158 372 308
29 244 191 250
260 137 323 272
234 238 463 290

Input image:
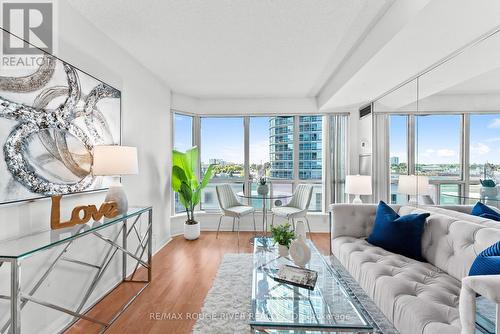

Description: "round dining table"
236 191 292 239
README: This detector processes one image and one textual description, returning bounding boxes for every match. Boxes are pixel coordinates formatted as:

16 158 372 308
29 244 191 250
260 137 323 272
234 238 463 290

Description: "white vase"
278 244 289 257
290 235 311 267
480 186 498 199
184 221 200 240
257 184 269 196
295 221 307 239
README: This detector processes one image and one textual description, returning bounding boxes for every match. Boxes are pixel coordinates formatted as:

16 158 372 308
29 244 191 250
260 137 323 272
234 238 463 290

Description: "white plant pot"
278 244 289 257
184 221 200 240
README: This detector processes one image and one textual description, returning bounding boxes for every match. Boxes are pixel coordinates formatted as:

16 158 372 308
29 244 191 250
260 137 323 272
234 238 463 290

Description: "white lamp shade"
398 175 429 196
345 175 372 195
92 145 138 176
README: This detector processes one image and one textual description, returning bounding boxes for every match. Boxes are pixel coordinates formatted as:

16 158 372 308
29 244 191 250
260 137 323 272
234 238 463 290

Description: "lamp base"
105 180 128 215
352 195 363 204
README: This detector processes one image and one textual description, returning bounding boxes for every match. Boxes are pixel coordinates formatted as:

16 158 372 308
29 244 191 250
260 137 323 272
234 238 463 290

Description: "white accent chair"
215 184 256 245
270 184 313 234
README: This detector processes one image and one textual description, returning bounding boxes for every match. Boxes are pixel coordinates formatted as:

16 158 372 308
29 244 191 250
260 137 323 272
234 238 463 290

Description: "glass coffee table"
250 237 376 333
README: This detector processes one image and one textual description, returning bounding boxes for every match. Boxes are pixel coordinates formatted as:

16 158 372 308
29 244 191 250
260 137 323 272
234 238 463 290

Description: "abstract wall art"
0 29 121 204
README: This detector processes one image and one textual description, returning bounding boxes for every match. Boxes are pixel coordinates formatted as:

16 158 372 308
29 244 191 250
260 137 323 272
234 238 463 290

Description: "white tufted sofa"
330 204 500 334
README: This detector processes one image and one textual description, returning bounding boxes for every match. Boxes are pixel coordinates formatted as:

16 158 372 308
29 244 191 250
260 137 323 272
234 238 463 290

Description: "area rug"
192 253 399 334
192 254 253 334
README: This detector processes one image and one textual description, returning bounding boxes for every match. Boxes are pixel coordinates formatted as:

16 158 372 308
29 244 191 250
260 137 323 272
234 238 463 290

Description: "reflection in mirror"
373 28 500 206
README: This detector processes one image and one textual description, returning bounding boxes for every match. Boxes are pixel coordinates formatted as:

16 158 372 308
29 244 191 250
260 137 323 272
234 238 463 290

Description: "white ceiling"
67 0 390 98
320 0 500 109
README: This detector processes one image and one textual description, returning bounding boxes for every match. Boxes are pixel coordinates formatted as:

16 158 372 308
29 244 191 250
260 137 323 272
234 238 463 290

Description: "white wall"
0 2 171 333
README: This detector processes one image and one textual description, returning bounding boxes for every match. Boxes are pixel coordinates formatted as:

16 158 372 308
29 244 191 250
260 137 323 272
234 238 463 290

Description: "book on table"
273 265 318 290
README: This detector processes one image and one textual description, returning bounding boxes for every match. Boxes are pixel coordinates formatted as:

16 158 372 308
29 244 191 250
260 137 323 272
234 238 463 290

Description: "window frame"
172 111 196 214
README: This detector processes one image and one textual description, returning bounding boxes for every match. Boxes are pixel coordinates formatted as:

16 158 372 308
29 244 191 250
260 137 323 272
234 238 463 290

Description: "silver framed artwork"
0 29 121 204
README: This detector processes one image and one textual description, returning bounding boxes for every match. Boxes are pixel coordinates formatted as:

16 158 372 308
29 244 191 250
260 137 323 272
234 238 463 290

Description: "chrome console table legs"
0 207 153 334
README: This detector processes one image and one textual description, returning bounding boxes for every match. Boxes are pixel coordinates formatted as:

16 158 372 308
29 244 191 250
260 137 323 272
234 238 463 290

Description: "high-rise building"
390 156 399 165
269 116 322 180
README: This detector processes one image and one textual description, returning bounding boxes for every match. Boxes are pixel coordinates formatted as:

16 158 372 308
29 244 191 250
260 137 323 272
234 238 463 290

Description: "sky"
174 115 270 164
390 114 500 164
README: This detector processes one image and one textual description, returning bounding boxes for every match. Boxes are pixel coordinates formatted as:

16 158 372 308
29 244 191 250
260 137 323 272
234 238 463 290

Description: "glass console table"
0 206 152 334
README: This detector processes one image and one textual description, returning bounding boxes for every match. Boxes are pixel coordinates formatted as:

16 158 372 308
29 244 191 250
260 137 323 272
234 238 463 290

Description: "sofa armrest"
329 204 379 239
460 275 500 334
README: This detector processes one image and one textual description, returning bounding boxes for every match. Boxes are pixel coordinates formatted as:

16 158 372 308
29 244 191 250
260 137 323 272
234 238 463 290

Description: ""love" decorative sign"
50 195 119 230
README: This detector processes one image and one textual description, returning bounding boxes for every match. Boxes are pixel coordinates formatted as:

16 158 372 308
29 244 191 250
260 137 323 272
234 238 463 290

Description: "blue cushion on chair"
471 202 500 221
367 201 430 261
469 241 500 276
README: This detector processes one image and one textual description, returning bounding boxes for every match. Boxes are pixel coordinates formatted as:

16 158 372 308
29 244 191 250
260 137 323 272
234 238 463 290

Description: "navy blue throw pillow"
471 202 500 221
367 201 430 261
469 241 500 276
479 213 500 222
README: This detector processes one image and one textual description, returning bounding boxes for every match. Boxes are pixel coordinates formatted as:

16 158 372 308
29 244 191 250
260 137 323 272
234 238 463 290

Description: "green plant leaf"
173 149 193 180
177 186 190 209
172 165 188 191
178 182 193 207
192 188 201 207
185 146 199 179
171 147 215 219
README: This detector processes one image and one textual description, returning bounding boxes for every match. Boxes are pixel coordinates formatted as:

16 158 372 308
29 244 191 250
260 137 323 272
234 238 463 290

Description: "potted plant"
171 146 214 240
270 223 295 257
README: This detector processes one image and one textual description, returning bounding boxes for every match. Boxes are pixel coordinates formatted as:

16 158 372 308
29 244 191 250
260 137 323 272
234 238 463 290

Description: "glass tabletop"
0 206 151 259
250 238 373 332
236 191 292 200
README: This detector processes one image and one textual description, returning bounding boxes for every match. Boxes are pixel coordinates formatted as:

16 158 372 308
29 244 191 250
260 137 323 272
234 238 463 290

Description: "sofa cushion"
471 202 500 220
479 213 500 221
334 236 462 334
469 241 500 276
397 206 500 281
368 201 429 261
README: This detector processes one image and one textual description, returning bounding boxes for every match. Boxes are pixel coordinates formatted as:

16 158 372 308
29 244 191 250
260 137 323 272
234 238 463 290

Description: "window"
200 117 244 210
299 116 322 180
298 116 323 211
384 112 500 204
416 115 462 180
171 112 336 214
249 116 271 209
173 113 193 152
439 184 461 204
269 116 294 180
173 113 193 213
389 115 408 204
469 114 500 198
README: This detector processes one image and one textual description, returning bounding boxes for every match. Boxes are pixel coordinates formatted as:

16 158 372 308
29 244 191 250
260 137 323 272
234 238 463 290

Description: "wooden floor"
67 232 330 334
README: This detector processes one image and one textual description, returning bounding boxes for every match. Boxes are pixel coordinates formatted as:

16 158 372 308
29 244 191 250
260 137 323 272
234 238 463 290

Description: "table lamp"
398 175 429 206
345 175 372 203
92 145 138 215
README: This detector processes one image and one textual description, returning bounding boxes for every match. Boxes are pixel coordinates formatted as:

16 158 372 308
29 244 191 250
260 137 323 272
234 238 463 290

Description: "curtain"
330 114 348 204
372 113 390 202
